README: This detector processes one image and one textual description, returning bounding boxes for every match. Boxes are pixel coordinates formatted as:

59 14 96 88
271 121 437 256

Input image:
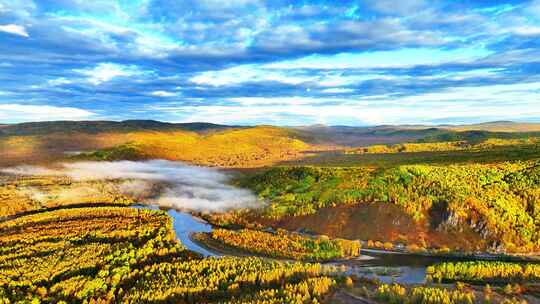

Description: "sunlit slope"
346 138 540 155
233 162 540 253
0 119 235 166
76 126 314 167
0 126 314 167
0 175 133 218
0 133 129 166
117 126 313 167
3 120 540 168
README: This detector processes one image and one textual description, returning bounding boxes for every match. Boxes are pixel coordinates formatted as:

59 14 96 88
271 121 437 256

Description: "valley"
1 120 540 303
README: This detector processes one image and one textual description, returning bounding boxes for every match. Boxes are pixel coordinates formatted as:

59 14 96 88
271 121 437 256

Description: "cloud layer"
1 160 258 212
1 1 540 125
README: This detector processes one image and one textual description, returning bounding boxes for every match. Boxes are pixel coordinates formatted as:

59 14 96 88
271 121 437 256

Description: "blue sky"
1 0 540 125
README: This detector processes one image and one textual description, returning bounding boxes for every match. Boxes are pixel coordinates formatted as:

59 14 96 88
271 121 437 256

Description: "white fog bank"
1 160 259 212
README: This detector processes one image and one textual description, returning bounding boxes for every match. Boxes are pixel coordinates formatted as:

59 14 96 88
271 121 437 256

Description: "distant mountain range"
301 120 540 132
294 121 540 146
0 120 234 136
2 119 540 168
2 120 540 138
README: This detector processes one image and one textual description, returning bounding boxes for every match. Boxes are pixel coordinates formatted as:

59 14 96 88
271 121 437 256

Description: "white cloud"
190 65 315 86
189 64 384 88
150 90 177 97
264 48 490 70
0 104 95 123
74 63 141 85
187 47 492 91
229 96 336 106
321 88 354 94
152 81 540 126
172 100 540 126
512 25 540 36
0 24 29 37
47 77 72 86
198 0 260 9
134 35 180 58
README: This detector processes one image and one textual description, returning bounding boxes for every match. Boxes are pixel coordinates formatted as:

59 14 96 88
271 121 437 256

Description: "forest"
0 206 340 303
200 228 361 261
427 261 540 284
237 161 540 253
2 121 540 303
4 0 540 297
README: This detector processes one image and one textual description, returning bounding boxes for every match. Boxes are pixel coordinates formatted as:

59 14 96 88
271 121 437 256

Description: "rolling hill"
0 122 315 167
0 120 232 136
2 120 540 168
294 121 540 147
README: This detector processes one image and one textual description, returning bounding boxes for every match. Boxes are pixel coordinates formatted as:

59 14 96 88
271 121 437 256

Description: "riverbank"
360 248 540 263
137 203 540 266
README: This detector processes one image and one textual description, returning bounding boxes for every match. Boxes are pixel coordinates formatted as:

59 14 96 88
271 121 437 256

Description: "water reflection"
134 205 219 257
343 265 426 284
169 210 218 257
333 253 436 284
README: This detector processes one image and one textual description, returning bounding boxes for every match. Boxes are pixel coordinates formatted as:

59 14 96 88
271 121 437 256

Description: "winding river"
135 204 539 285
136 205 460 284
135 205 218 257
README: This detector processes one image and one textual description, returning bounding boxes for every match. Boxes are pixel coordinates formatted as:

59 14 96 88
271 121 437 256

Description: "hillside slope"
80 126 314 167
0 126 315 167
3 120 540 167
0 120 231 136
294 122 540 147
225 163 540 254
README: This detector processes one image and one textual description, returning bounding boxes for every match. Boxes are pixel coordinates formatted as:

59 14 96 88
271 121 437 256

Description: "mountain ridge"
3 120 540 137
0 120 238 136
